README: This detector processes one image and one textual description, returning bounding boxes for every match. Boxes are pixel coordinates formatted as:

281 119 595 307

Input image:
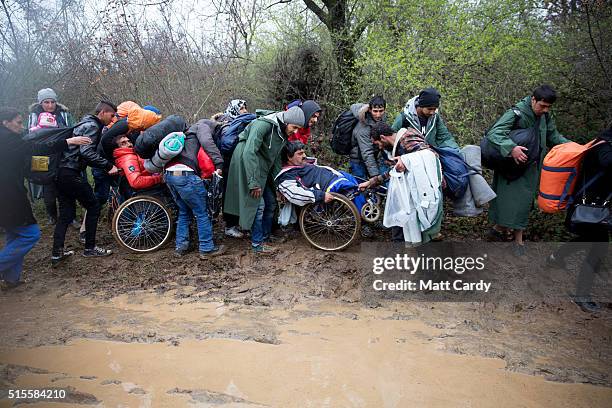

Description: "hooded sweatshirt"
392 96 460 150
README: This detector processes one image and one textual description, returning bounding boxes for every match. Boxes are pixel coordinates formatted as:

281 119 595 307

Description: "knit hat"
416 87 441 108
143 105 161 115
37 88 58 104
300 100 322 128
281 106 306 127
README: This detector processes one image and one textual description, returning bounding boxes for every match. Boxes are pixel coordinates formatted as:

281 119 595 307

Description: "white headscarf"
225 99 247 119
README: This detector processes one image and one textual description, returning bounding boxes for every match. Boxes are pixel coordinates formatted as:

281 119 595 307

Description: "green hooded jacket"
487 96 569 229
224 113 287 230
391 95 459 150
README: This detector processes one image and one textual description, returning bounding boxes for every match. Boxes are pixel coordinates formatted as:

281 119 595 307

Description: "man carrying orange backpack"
485 85 569 256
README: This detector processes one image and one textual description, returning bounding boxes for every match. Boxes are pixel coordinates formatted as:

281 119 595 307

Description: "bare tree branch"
584 0 610 82
302 0 329 29
0 0 19 56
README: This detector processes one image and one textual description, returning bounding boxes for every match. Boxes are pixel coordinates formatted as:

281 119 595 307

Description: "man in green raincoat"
391 87 460 150
486 85 569 255
224 106 305 253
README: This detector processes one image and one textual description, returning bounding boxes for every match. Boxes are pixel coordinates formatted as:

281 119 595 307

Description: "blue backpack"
432 146 475 200
219 113 258 156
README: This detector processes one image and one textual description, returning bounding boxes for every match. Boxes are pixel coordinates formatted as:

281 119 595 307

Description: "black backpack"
23 125 77 185
480 109 542 181
330 110 358 155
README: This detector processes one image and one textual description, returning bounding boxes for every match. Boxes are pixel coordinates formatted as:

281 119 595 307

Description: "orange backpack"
114 101 161 132
538 140 605 213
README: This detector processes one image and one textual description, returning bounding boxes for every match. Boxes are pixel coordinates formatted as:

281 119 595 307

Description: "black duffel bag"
135 115 187 159
481 111 542 181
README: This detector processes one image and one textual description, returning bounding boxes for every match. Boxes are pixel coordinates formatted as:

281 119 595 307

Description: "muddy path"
0 223 611 406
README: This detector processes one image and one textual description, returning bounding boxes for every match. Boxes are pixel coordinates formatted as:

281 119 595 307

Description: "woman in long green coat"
224 107 305 251
487 85 569 255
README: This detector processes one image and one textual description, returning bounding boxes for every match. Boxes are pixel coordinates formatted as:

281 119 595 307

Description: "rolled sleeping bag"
135 115 187 159
144 132 185 173
461 145 496 207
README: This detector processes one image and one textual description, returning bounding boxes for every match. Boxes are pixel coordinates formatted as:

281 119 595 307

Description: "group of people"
0 85 609 312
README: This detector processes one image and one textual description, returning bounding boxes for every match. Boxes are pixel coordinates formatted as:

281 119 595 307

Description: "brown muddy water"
0 226 611 407
1 290 611 407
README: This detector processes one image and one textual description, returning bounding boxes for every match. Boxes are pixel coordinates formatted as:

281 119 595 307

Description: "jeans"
28 182 43 201
251 186 276 247
53 168 101 252
0 224 40 283
92 167 114 207
350 159 390 182
165 172 215 252
349 160 369 179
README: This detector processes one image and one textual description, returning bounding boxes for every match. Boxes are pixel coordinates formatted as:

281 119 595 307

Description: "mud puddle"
1 291 612 407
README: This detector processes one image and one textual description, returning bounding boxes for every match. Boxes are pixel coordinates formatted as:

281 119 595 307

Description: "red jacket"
288 127 311 144
166 147 215 179
113 147 163 190
197 147 215 179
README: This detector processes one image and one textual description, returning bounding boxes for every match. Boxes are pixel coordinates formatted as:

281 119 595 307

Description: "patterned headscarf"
395 127 430 155
225 99 247 119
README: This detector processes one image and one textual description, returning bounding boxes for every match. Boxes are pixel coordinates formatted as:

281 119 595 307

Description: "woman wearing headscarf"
225 99 248 120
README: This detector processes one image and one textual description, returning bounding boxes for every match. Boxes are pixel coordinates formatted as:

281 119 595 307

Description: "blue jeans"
165 172 215 252
92 167 117 207
349 160 369 180
0 224 40 283
350 158 389 181
251 186 276 247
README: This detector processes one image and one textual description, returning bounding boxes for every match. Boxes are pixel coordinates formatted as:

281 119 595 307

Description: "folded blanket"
453 145 497 216
144 132 185 173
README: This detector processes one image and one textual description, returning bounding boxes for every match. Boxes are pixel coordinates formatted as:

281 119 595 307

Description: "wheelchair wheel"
361 200 382 223
112 196 173 253
299 193 361 251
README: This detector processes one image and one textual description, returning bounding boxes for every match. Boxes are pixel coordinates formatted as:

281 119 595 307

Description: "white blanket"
383 149 442 243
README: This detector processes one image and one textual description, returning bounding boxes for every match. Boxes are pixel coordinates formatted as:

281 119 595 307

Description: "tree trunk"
302 0 364 101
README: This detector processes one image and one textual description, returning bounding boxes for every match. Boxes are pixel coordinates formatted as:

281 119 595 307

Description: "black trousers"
221 153 239 228
554 227 610 300
43 182 58 220
52 168 101 252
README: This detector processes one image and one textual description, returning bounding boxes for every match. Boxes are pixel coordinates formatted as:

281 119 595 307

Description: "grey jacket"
349 103 385 177
185 119 224 169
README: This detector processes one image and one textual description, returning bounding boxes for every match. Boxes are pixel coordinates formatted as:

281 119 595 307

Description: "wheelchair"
110 174 223 253
112 192 175 253
298 180 387 252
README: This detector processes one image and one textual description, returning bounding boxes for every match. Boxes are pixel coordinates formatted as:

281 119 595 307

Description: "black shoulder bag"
569 171 611 232
481 110 542 181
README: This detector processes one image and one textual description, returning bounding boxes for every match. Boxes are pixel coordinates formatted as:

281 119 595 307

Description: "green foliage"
356 0 552 145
